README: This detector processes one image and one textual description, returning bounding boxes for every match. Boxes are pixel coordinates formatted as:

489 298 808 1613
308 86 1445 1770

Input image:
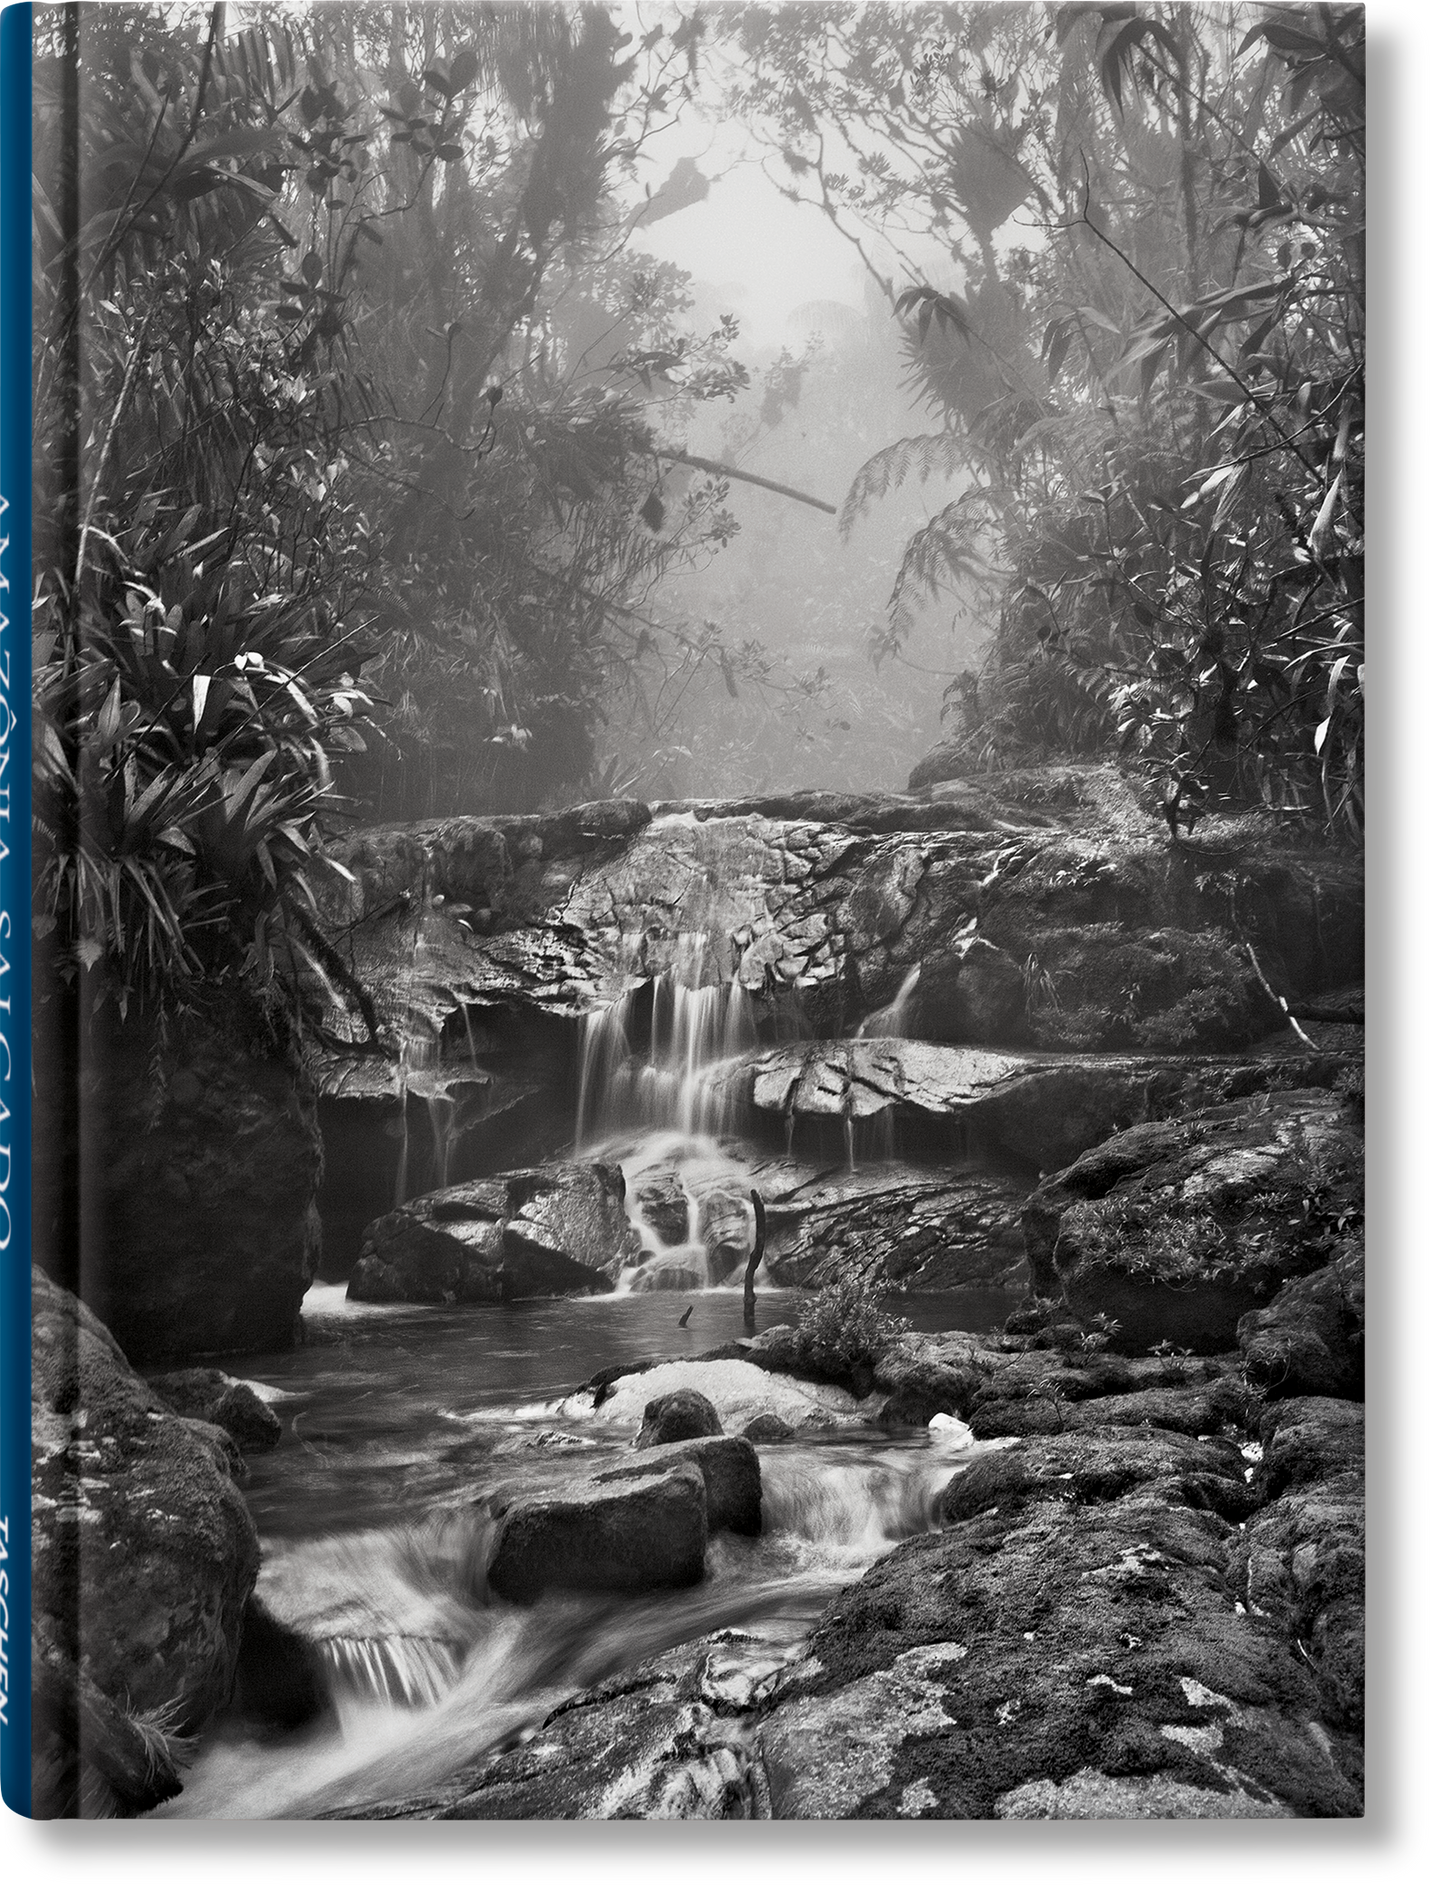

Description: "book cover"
6 0 1364 1823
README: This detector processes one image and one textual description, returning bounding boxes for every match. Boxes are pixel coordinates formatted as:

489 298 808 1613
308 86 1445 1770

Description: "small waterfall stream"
175 899 1014 1817
156 1422 991 1821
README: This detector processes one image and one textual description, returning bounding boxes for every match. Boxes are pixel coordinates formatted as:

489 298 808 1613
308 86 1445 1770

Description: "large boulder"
349 1161 639 1303
755 1433 1361 1818
148 1368 283 1453
1237 1241 1364 1399
1022 1088 1364 1352
937 1426 1252 1522
635 1387 723 1446
31 1269 261 1817
870 1332 991 1427
34 989 323 1362
485 1466 709 1604
598 1436 763 1537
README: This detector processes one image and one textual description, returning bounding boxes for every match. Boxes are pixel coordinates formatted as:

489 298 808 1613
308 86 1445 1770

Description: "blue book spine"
0 0 33 1823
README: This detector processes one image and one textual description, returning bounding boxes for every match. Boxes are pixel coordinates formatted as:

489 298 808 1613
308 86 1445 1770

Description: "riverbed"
153 1280 1016 1819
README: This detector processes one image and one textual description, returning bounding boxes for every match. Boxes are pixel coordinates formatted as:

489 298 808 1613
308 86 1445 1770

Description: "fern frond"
884 491 1001 648
838 432 975 540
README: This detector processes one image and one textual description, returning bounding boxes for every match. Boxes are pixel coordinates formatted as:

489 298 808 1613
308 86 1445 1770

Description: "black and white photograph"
18 0 1368 1826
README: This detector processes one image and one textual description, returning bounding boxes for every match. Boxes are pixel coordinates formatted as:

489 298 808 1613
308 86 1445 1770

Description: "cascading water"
575 930 758 1146
855 962 921 1040
153 1402 993 1821
574 931 769 1292
166 845 1027 1821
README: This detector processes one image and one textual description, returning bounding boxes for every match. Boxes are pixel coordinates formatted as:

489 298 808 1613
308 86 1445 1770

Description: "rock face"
716 1040 1345 1175
1022 1088 1365 1352
349 1162 639 1303
31 1269 261 1817
485 1465 709 1604
1237 1242 1364 1399
1232 1397 1365 1744
317 767 1362 1060
631 1151 1032 1297
35 991 323 1363
753 1421 1361 1819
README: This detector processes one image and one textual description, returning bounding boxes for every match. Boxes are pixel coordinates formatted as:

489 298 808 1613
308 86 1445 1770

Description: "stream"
152 942 1021 1819
154 1279 1015 1819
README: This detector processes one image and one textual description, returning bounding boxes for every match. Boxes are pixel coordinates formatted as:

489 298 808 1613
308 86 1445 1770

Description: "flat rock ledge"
710 1040 1346 1174
315 767 1362 1062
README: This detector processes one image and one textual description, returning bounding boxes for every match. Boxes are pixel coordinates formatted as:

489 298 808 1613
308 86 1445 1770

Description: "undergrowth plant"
794 1276 906 1371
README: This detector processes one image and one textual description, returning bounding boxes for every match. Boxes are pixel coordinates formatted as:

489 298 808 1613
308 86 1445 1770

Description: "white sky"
623 101 871 347
627 153 869 346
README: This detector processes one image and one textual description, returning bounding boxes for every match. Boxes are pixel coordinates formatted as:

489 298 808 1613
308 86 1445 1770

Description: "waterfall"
573 933 770 1293
574 931 758 1147
855 962 921 1040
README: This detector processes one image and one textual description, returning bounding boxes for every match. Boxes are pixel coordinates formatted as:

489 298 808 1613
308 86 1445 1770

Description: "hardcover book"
1 0 1365 1822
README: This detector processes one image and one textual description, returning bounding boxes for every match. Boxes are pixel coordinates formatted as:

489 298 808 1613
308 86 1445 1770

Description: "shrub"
793 1277 906 1378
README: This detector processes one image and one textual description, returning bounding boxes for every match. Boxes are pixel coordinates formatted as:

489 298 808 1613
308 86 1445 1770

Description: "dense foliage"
31 2 750 1025
730 3 1364 835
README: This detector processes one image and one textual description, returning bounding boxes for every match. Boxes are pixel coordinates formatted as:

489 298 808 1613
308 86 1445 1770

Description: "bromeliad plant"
32 532 375 1025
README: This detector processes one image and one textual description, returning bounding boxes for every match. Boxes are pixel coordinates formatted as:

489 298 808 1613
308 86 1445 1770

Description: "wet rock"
742 1412 796 1443
599 1435 763 1537
31 1268 260 1817
733 1158 1031 1295
341 1632 789 1820
913 934 1027 1044
577 1356 876 1436
720 1039 1346 1175
1255 1394 1364 1502
970 1344 1234 1407
1238 1241 1364 1399
1023 1089 1364 1350
756 1483 1360 1817
148 1367 284 1453
968 1376 1252 1444
743 1323 877 1400
485 1465 708 1605
937 1427 1251 1522
1231 1398 1364 1739
319 767 1362 1060
349 1162 639 1304
35 990 323 1362
312 1069 558 1278
635 1388 724 1447
229 1599 337 1736
872 1333 990 1427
